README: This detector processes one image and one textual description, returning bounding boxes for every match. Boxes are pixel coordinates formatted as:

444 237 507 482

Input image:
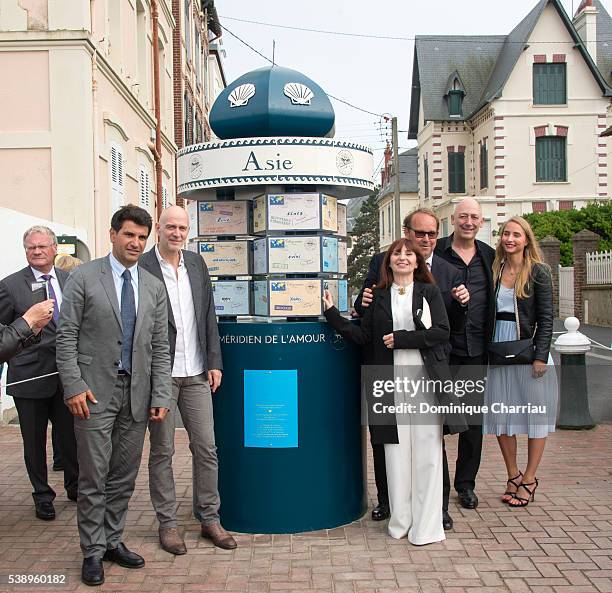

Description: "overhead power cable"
219 23 386 118
220 15 612 44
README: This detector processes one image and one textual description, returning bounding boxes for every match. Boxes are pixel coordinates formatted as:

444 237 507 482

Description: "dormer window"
448 90 463 117
445 72 466 119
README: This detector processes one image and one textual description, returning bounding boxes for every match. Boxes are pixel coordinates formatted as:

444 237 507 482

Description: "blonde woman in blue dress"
483 216 557 507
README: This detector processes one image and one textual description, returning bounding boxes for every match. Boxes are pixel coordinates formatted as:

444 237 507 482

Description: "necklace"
398 287 405 295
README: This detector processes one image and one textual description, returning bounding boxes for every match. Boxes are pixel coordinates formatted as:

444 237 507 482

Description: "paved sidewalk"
0 425 611 593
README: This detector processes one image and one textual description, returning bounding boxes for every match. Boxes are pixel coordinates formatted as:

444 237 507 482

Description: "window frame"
535 136 567 183
448 90 463 117
533 62 567 105
480 142 488 190
448 152 466 194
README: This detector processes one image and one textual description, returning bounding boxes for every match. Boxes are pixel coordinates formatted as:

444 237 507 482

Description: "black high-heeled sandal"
501 471 523 504
509 478 538 507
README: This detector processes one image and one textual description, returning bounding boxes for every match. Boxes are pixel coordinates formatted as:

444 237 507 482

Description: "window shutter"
551 63 566 104
533 63 566 105
480 144 488 189
110 144 124 212
116 147 124 200
448 153 465 193
536 137 566 182
139 167 150 208
162 184 169 209
448 91 462 116
111 145 118 189
424 157 429 198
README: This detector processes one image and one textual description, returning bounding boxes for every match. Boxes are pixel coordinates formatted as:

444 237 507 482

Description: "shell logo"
228 83 256 107
283 83 314 106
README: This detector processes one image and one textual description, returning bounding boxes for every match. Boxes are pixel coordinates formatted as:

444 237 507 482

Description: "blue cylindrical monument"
177 65 373 533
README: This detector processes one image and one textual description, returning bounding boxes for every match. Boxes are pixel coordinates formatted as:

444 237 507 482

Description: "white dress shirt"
155 246 204 378
31 266 63 310
108 252 139 313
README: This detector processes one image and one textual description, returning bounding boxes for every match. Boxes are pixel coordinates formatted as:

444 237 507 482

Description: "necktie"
41 274 59 324
120 269 137 374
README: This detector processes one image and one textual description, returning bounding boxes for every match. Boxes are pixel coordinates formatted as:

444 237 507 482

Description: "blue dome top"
209 66 335 139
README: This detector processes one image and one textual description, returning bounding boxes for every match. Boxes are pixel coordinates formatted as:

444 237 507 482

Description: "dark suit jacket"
0 318 38 364
0 266 68 398
139 248 223 372
325 282 467 443
354 251 466 333
435 234 496 344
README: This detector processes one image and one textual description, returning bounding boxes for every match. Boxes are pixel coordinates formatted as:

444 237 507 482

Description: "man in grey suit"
139 205 235 555
0 226 79 521
56 205 172 586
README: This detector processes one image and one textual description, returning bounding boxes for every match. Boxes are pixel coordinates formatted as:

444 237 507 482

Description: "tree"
348 191 380 296
524 202 612 265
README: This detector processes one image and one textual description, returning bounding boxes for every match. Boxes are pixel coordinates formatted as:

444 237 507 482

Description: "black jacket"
0 318 38 364
494 263 554 362
325 281 468 443
354 252 466 334
0 266 68 398
139 248 223 372
435 235 496 344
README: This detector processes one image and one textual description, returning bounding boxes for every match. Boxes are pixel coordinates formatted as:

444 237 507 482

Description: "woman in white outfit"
323 237 463 545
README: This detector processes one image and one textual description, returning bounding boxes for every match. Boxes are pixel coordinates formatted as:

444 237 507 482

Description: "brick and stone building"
409 0 612 244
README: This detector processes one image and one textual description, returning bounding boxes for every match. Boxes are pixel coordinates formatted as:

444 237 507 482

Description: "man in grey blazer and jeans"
57 205 172 586
140 205 234 555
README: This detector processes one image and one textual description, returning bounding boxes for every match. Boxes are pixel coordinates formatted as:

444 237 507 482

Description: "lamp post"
553 317 595 429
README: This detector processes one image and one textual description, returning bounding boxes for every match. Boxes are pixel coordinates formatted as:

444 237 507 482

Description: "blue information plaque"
244 370 298 448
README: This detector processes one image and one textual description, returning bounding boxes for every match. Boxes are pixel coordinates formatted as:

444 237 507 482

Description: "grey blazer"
139 248 223 372
0 266 68 398
56 255 172 422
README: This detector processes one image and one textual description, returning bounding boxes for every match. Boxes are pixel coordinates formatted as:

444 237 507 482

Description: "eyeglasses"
410 229 438 239
25 244 54 252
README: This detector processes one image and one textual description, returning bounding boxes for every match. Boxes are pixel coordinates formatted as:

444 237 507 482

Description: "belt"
495 311 515 322
117 369 130 376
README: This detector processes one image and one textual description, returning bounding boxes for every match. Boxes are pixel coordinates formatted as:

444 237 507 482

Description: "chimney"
573 0 598 64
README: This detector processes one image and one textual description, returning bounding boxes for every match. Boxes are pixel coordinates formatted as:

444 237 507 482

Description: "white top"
391 282 424 367
31 266 63 309
108 253 139 313
155 246 204 378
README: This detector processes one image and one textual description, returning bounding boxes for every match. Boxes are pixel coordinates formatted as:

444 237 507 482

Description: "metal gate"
559 265 574 319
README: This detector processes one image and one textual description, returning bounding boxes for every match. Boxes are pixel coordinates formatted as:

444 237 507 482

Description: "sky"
214 0 584 180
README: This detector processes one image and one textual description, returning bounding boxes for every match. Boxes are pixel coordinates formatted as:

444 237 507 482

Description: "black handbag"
487 338 535 365
487 269 536 366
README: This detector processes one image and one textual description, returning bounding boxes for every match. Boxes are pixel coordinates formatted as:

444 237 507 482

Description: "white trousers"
384 419 445 545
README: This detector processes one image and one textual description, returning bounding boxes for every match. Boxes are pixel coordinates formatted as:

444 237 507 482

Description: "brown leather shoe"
159 527 187 555
200 523 237 550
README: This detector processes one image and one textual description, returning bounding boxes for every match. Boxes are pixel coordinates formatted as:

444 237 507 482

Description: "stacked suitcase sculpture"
188 197 349 318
